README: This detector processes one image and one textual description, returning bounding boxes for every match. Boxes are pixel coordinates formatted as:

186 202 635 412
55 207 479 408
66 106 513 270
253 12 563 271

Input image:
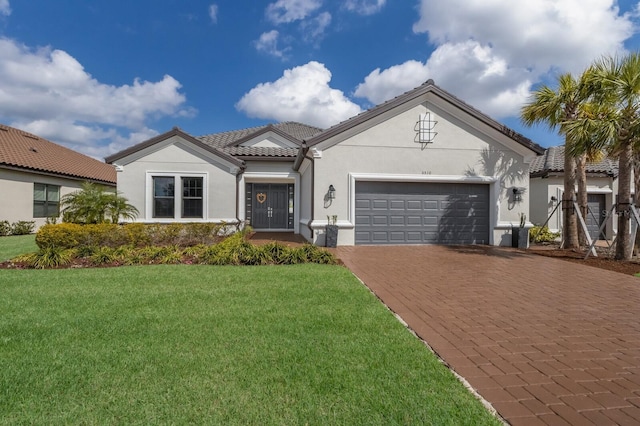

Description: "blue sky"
0 0 639 159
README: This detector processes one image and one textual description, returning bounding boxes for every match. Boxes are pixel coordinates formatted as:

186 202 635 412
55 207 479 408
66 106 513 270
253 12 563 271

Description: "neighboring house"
106 80 544 246
529 146 619 240
0 124 116 229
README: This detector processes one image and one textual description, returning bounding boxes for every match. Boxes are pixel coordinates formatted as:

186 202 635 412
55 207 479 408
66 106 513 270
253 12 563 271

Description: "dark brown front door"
252 184 288 229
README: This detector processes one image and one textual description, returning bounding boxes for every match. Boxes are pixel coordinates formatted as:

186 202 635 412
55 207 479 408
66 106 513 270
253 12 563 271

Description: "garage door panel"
355 182 489 245
407 216 422 225
372 215 388 225
389 216 405 225
372 200 388 209
355 199 371 209
389 200 405 210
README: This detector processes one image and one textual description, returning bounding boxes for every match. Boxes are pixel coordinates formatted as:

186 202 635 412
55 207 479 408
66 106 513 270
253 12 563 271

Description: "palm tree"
563 99 616 245
61 182 138 224
521 73 588 250
106 192 139 224
580 53 640 260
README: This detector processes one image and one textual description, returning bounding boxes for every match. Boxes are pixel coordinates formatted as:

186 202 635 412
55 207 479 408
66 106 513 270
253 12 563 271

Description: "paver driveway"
336 245 640 426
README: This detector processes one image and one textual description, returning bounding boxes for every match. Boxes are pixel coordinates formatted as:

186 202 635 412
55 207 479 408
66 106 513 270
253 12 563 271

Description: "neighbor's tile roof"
529 146 618 177
197 122 323 158
0 124 116 184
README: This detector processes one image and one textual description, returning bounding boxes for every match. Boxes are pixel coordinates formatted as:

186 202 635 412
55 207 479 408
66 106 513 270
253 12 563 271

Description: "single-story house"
529 146 619 240
0 123 117 229
106 80 545 246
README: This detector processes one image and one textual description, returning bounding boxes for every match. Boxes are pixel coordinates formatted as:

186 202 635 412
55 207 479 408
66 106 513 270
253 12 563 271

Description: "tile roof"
197 122 323 158
529 146 618 177
0 124 116 185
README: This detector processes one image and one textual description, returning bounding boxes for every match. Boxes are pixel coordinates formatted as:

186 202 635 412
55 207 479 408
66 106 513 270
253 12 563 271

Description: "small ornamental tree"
61 182 138 224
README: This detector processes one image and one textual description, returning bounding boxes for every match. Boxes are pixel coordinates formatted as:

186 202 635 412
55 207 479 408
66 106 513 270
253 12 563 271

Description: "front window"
182 177 203 218
153 176 175 218
33 183 60 218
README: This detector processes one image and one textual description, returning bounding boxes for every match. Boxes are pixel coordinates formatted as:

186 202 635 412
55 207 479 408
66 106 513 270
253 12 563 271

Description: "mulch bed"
528 244 640 276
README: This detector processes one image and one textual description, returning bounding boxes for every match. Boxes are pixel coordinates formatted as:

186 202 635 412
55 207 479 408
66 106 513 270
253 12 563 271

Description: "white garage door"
355 181 490 245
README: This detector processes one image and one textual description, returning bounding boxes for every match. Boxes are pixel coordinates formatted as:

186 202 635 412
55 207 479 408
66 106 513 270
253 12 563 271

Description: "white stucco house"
529 146 619 241
106 80 545 246
0 123 117 230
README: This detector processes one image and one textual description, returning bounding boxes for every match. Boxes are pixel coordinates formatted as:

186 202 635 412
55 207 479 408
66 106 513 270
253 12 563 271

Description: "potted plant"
326 215 338 248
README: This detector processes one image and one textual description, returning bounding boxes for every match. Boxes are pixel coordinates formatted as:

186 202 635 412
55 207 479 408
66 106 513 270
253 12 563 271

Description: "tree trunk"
562 150 579 250
616 141 633 260
576 154 588 246
634 153 640 255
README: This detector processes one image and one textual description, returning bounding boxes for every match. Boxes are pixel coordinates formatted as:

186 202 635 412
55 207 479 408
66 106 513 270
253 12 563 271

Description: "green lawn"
0 265 499 425
0 234 36 261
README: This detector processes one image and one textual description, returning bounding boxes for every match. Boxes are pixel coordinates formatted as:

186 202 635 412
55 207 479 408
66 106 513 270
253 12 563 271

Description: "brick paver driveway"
336 245 640 425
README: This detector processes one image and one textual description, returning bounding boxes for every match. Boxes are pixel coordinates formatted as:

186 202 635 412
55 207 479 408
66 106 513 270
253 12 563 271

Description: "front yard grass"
0 265 500 425
0 234 36 261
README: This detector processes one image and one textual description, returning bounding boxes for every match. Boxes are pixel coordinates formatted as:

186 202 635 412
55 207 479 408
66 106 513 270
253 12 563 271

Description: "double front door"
252 184 289 229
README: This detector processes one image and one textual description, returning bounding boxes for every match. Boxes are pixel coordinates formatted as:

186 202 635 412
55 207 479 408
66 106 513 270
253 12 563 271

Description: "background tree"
61 182 139 224
521 73 588 250
581 53 640 260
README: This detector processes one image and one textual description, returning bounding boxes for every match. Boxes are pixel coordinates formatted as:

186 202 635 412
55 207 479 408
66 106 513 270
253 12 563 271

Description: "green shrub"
124 223 151 247
25 247 76 269
89 246 118 266
0 220 10 236
36 223 83 249
11 221 35 235
529 225 561 243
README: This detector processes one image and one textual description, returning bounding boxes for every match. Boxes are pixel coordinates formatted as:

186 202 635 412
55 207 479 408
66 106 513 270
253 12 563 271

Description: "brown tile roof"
529 146 618 178
0 124 116 185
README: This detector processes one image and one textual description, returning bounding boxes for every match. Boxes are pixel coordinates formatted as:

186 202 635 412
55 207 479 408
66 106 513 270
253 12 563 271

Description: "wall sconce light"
512 187 524 202
328 185 336 200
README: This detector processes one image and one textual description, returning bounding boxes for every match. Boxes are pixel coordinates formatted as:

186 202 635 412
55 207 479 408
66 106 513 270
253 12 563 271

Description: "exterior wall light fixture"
328 185 336 200
512 187 524 202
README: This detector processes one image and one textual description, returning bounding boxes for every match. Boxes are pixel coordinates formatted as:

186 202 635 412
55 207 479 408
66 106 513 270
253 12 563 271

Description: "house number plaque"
256 193 267 204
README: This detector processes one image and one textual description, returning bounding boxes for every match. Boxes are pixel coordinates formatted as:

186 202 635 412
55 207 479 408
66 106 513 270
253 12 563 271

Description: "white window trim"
145 171 209 222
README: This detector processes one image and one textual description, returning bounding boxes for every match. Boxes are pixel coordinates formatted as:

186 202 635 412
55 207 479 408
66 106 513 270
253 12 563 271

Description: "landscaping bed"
528 243 640 276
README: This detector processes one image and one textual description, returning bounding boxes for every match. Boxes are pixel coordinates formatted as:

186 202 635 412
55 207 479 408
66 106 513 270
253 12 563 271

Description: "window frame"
33 183 60 218
146 172 208 221
181 176 204 219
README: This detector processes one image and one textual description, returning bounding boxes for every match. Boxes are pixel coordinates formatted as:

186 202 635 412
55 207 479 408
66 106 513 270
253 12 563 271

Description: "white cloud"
413 0 633 75
354 0 636 120
0 38 192 159
300 11 331 43
266 0 322 24
236 61 362 128
0 0 10 16
254 30 290 58
354 41 533 118
209 4 218 24
344 0 386 15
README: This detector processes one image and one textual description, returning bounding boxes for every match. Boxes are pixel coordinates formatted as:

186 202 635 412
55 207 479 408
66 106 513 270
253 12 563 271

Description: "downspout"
308 155 315 240
235 164 245 230
294 144 315 240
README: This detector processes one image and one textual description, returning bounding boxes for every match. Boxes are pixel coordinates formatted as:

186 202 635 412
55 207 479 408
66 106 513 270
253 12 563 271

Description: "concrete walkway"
336 245 640 425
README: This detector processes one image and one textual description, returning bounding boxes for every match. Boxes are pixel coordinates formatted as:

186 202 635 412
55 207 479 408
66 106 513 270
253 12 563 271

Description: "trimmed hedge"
0 220 35 236
35 222 233 250
18 229 336 269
